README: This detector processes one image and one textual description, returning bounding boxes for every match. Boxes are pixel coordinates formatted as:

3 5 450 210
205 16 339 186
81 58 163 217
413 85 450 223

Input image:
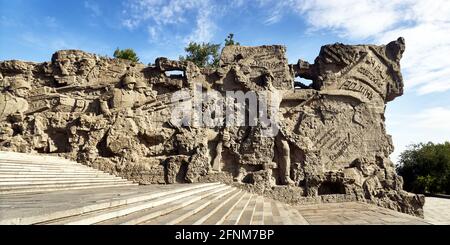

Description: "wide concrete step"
262 199 275 224
0 159 77 165
0 177 124 182
237 195 257 225
116 186 231 225
0 179 131 187
251 196 265 225
0 167 86 172
0 154 73 160
97 186 232 225
177 189 242 225
0 160 79 166
142 188 305 225
221 193 253 225
0 183 218 225
0 152 72 161
0 164 89 170
0 182 137 194
141 186 235 225
0 165 94 170
0 164 97 169
0 173 114 178
42 183 224 225
0 178 128 186
0 169 101 173
0 169 106 173
201 189 247 225
0 182 138 195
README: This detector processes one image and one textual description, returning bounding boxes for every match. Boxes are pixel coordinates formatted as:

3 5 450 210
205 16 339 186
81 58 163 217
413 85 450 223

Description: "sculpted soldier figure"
211 128 232 172
100 74 140 116
0 79 32 150
67 125 85 154
99 74 142 162
0 78 31 121
27 115 55 152
135 80 148 102
275 132 295 185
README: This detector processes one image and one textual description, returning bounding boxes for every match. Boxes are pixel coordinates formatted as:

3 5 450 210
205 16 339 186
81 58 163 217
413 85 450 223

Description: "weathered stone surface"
0 38 424 216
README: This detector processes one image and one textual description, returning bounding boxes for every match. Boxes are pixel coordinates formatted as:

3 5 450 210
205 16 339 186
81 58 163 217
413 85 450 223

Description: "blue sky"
1 0 449 163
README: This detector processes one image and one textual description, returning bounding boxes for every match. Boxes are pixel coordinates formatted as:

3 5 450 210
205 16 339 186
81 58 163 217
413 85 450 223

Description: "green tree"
179 42 221 68
179 33 240 68
224 33 240 46
113 48 140 63
396 142 450 194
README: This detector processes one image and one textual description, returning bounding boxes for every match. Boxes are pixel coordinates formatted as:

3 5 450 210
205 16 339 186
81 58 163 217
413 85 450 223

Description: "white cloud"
264 11 282 25
122 0 216 44
293 0 407 39
147 26 159 42
258 0 450 95
183 3 216 43
378 22 450 94
84 1 102 16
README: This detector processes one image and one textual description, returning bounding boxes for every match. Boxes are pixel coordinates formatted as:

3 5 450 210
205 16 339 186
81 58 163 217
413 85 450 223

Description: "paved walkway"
295 202 430 225
424 197 450 225
292 196 450 225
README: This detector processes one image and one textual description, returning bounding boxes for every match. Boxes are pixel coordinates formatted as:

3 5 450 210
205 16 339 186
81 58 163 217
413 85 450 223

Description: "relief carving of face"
13 87 30 98
57 59 72 76
126 83 135 90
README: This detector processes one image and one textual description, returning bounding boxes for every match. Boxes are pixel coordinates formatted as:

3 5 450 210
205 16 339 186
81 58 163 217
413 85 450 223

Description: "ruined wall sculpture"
0 38 425 216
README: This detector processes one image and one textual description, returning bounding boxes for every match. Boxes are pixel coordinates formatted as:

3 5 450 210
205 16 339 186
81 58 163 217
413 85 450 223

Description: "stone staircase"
0 182 308 225
0 151 307 225
0 151 429 225
0 151 136 194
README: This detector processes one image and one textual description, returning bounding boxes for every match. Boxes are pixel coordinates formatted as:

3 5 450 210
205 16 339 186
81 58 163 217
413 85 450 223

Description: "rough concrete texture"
0 37 424 216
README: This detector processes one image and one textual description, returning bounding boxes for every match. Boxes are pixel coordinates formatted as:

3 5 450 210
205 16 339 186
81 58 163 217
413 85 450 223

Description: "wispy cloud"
264 12 282 25
84 0 102 16
122 0 216 44
289 0 407 39
183 2 216 43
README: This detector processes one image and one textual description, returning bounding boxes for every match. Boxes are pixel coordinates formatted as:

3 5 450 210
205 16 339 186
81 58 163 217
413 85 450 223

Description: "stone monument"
0 38 424 217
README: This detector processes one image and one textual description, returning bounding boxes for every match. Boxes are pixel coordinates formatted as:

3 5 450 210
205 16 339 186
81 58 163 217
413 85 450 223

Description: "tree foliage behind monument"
179 33 240 68
179 42 221 68
224 33 240 46
113 48 140 63
397 142 450 194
